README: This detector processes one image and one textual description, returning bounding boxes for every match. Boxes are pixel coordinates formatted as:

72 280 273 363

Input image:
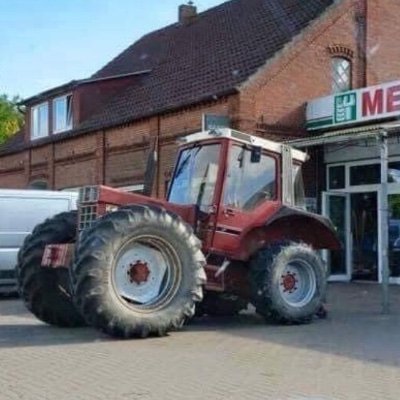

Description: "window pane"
328 195 347 275
388 161 400 183
329 165 345 189
389 194 400 277
31 103 48 138
350 164 380 185
54 95 72 133
223 146 276 210
39 104 48 136
66 95 73 129
31 107 39 137
293 164 305 209
332 57 351 93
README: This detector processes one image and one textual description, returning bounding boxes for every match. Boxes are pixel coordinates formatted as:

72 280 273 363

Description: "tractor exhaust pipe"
142 142 158 197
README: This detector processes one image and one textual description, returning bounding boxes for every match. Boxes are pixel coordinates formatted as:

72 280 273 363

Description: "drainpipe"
379 131 389 314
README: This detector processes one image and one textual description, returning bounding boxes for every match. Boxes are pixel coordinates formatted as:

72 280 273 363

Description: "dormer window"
31 102 49 139
53 94 73 133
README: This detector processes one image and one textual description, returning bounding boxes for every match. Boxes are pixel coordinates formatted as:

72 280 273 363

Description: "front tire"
250 243 326 324
16 211 85 327
72 206 206 338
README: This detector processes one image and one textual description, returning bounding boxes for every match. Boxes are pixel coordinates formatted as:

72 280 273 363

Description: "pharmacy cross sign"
306 80 400 130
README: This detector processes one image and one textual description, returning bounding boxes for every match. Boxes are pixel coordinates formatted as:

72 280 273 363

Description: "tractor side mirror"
250 146 261 163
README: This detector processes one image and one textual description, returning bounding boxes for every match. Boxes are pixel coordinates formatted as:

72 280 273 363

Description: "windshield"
168 144 220 212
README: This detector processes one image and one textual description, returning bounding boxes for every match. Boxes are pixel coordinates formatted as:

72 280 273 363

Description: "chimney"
179 1 197 24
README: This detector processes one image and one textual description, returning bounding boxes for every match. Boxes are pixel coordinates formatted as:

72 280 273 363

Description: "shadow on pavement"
1 283 399 368
189 283 400 368
0 324 107 348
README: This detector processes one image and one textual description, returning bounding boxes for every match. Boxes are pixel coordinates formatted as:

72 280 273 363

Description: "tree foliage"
0 94 24 145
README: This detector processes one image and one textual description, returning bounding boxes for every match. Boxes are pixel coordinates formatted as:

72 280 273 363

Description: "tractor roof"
181 129 308 162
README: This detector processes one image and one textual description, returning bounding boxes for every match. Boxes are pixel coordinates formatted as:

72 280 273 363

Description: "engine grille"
79 186 99 203
78 204 98 231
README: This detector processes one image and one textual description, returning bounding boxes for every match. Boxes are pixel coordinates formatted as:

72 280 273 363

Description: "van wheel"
250 243 326 324
16 211 85 327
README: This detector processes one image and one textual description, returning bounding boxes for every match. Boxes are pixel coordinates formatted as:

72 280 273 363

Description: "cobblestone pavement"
0 283 399 400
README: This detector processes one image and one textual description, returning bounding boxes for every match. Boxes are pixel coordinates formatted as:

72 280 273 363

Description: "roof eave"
0 88 239 157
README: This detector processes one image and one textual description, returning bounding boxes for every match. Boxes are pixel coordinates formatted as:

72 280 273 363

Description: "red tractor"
17 129 339 338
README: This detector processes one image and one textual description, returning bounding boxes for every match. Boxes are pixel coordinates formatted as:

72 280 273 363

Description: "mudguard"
265 205 340 250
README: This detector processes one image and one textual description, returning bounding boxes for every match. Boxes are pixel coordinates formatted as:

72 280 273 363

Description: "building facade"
1 0 400 282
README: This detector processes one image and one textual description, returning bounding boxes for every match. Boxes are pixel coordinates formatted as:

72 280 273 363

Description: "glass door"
388 190 400 284
322 192 351 281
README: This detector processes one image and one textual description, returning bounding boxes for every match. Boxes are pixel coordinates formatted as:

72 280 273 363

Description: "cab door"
211 143 279 254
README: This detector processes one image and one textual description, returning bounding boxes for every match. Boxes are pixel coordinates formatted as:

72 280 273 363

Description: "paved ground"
0 283 400 400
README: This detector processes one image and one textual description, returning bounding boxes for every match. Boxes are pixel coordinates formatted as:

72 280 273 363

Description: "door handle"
224 208 235 217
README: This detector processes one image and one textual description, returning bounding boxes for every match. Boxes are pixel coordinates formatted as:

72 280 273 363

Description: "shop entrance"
322 191 379 282
324 188 400 284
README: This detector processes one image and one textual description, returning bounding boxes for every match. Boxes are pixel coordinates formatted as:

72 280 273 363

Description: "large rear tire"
250 243 326 324
16 211 85 327
72 206 206 338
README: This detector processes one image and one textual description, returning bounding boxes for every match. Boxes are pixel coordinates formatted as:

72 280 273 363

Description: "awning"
287 122 400 148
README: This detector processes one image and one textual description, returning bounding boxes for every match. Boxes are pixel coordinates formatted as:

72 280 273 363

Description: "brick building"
1 0 400 283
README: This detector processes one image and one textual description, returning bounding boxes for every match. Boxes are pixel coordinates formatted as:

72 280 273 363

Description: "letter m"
362 89 383 117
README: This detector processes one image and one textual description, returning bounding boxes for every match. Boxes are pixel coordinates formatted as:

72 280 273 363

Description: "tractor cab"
166 129 313 256
168 128 308 214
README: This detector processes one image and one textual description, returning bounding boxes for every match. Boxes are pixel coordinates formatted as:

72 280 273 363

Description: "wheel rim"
112 235 181 310
278 258 317 308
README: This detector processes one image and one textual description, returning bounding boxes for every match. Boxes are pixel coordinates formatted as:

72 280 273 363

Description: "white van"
0 189 78 294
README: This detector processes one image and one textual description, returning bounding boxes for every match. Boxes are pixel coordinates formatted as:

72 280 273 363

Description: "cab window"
223 145 276 210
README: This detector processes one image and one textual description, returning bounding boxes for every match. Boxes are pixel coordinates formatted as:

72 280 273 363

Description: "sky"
0 0 224 99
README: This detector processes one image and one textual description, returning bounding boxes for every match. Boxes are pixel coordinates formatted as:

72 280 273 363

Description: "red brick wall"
239 0 360 136
366 0 400 85
0 98 233 195
0 152 29 188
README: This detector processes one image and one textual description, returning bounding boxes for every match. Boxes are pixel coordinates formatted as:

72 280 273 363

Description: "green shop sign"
306 80 400 130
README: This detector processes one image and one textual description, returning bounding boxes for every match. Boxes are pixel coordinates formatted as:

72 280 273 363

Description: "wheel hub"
281 272 298 293
278 259 317 308
114 242 169 304
128 261 150 285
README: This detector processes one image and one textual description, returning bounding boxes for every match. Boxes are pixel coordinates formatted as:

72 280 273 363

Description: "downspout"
356 0 368 87
363 0 368 87
102 129 106 184
379 131 389 314
51 142 55 189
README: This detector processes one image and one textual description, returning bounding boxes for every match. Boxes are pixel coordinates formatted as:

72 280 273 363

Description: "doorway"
351 192 378 281
323 190 379 282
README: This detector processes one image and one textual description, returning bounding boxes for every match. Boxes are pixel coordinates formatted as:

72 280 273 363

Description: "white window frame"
325 156 400 284
326 156 400 193
31 102 49 139
53 94 73 134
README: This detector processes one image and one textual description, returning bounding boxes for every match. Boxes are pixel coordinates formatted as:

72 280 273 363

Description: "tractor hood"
79 185 198 227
